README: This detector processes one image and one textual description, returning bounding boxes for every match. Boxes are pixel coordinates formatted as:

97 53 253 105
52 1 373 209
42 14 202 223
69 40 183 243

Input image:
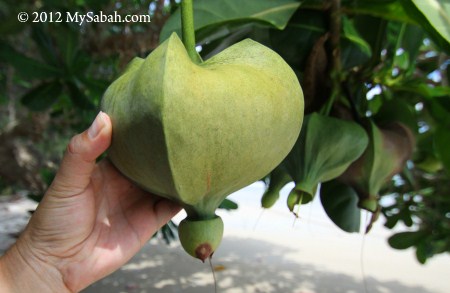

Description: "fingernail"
88 111 106 139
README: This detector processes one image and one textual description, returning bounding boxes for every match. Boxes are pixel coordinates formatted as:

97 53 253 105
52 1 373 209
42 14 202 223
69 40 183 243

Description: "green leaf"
374 98 417 132
341 16 372 69
384 213 400 229
156 220 178 245
21 82 63 111
428 97 450 128
284 113 369 203
160 0 300 44
401 0 450 53
31 26 60 66
434 126 450 174
343 0 412 23
304 0 413 23
388 230 427 250
415 131 444 172
416 243 429 264
0 42 61 80
79 76 110 97
218 199 238 210
394 82 450 99
320 180 361 233
69 52 91 76
342 16 371 56
66 81 95 110
269 9 326 69
53 25 80 71
401 24 425 65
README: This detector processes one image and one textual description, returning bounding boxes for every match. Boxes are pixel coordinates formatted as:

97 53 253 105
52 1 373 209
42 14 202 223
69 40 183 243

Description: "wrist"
0 239 71 293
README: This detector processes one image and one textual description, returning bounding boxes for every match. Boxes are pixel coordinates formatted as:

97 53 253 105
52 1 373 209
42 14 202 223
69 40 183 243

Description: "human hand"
0 112 181 292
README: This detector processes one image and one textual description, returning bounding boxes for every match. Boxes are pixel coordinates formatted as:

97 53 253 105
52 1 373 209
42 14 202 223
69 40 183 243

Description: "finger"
49 111 112 197
153 199 182 229
126 196 181 244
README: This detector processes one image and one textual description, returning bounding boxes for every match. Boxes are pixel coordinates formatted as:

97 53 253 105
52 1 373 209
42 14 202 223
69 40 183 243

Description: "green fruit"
261 166 292 209
178 216 224 262
339 121 415 212
287 185 305 216
283 113 369 211
101 33 304 260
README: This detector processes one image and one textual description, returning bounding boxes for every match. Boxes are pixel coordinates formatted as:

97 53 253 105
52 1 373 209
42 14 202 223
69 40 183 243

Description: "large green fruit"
101 33 304 261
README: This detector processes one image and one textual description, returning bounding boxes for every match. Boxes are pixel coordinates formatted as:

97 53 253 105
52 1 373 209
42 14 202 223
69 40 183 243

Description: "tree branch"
329 0 341 73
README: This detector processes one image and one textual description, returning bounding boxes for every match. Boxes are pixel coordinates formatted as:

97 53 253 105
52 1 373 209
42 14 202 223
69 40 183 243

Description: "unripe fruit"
101 33 304 260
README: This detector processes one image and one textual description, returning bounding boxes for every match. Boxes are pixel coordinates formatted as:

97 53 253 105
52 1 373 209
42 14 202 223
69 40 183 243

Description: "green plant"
1 0 449 264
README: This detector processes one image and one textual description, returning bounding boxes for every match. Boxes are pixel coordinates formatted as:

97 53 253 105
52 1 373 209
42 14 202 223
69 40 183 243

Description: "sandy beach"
1 182 449 293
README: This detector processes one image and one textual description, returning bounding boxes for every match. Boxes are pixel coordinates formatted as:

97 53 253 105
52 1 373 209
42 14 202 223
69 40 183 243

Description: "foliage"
1 0 449 264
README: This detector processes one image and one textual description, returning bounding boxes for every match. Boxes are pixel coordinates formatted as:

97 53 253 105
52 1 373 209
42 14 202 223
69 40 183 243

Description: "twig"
329 0 341 73
321 0 342 116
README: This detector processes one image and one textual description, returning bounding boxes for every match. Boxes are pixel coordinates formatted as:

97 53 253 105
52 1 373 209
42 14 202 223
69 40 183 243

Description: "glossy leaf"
284 113 369 204
342 16 371 56
401 0 450 53
401 24 425 65
160 0 300 44
320 180 361 233
388 231 427 250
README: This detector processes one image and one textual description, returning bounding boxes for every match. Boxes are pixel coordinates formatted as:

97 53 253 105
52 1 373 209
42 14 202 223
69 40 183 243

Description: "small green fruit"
261 166 292 209
283 113 369 212
178 216 224 262
339 121 415 212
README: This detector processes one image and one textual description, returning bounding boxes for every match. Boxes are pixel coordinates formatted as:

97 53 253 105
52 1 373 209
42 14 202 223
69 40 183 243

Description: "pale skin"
0 112 181 292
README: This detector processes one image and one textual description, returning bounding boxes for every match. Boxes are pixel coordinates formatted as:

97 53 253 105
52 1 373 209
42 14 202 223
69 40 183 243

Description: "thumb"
49 111 112 197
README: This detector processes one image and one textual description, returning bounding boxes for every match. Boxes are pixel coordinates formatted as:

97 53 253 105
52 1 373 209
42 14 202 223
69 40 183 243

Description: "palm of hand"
22 160 178 291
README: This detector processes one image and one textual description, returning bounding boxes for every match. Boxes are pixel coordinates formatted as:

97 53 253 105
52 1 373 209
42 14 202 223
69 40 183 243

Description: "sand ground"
1 183 449 293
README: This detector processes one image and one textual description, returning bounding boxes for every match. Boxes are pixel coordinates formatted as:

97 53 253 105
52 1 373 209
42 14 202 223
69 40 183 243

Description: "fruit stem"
208 257 218 293
181 0 201 63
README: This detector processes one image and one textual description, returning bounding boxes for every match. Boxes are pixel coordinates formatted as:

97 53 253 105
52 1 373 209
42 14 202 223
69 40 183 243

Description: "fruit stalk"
181 0 201 63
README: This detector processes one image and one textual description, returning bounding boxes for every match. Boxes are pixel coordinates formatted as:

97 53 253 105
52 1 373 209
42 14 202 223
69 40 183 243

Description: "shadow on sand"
82 236 435 293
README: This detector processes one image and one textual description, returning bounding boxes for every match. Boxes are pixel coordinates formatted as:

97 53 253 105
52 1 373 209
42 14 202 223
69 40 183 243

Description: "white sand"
1 183 449 293
84 182 450 293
